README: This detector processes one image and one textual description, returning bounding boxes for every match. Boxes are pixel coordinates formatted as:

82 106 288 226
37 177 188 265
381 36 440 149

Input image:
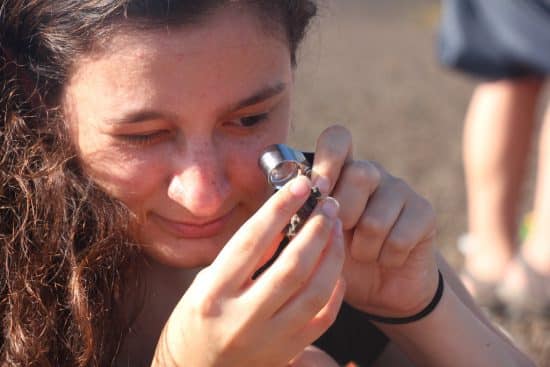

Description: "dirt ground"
290 0 550 365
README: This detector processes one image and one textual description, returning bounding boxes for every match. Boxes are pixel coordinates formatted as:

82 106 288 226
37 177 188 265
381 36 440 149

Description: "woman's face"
63 7 293 268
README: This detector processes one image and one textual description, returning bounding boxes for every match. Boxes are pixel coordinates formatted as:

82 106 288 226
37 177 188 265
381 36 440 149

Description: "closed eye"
117 130 172 145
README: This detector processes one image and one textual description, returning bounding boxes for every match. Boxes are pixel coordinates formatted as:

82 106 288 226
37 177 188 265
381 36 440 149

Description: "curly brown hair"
0 1 317 366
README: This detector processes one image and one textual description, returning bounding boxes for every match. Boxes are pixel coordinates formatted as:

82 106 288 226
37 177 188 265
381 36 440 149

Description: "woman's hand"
311 125 439 318
152 176 346 367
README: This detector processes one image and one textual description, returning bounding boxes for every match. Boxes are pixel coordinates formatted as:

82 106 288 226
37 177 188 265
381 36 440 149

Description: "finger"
271 221 345 328
310 125 353 195
210 175 312 290
349 179 407 263
331 160 380 230
290 277 346 347
378 196 437 268
244 199 341 319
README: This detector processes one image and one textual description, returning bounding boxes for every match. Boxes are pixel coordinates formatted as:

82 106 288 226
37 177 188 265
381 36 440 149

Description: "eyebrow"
108 82 287 125
231 82 287 111
108 110 170 125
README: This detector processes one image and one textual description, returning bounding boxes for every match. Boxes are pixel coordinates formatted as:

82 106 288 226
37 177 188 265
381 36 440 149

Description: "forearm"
375 284 534 367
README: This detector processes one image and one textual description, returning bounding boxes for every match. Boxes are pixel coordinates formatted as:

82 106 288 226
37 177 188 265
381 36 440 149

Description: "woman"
0 1 534 366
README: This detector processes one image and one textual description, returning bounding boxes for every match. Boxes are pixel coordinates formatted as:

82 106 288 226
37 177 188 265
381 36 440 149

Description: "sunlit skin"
63 9 293 268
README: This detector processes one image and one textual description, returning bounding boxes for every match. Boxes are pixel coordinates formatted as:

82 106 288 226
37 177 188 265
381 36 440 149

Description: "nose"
167 141 231 218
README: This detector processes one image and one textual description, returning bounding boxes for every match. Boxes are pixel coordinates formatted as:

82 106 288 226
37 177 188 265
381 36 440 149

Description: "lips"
150 210 233 239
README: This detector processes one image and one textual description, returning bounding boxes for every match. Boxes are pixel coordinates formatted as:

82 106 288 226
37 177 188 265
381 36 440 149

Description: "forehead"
101 5 286 61
64 6 292 121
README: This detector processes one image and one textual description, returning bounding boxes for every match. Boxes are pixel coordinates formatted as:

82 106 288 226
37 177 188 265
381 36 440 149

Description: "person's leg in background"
461 77 544 303
499 92 550 310
525 99 550 272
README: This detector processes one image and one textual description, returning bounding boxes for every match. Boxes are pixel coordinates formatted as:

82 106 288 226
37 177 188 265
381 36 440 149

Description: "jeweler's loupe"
258 144 311 189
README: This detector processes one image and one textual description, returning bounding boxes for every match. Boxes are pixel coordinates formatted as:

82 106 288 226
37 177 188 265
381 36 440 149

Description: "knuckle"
359 214 387 235
386 233 413 253
345 160 380 191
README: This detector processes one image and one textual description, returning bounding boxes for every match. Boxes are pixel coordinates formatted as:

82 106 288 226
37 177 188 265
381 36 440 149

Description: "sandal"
457 234 505 311
496 253 550 317
459 268 504 311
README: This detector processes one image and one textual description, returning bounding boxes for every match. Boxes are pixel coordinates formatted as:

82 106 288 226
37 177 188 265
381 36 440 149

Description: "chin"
141 235 230 269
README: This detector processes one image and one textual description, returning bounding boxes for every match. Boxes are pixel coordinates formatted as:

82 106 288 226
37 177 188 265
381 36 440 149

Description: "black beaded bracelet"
364 270 444 324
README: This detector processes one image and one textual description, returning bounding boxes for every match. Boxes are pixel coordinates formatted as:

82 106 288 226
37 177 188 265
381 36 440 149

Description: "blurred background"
289 0 550 365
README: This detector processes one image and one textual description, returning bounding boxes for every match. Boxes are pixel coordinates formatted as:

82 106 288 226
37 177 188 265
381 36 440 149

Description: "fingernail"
313 175 331 195
289 176 311 197
321 197 340 218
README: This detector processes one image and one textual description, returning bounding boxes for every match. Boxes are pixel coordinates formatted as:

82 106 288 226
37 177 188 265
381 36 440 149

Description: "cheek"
224 130 286 207
82 147 169 212
232 162 267 206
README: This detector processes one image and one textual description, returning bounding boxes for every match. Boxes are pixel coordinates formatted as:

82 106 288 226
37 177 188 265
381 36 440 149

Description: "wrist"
373 285 533 367
363 270 444 325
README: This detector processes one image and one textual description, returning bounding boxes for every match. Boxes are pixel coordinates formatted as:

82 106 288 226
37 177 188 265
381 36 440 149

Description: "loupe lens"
259 144 310 189
269 161 300 189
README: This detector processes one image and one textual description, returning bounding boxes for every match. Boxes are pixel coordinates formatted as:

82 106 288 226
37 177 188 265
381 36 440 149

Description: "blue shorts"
438 0 550 79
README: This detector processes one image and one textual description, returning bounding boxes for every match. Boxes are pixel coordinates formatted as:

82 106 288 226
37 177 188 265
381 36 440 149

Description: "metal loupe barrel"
258 144 310 189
